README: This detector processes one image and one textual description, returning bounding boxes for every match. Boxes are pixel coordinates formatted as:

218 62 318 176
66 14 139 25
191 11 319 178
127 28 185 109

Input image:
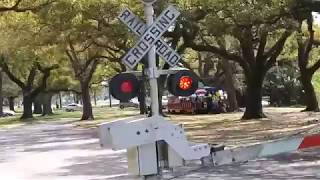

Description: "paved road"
0 121 320 180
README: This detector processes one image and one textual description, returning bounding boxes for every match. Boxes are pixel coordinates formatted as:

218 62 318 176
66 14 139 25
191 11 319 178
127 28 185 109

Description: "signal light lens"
167 70 199 97
179 76 193 90
121 81 133 93
109 73 139 102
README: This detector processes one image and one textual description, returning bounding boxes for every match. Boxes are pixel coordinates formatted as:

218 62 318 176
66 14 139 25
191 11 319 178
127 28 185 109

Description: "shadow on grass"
0 107 139 129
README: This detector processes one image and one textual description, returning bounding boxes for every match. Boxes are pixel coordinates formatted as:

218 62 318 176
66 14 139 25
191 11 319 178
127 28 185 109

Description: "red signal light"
121 81 133 93
179 76 193 90
109 73 139 102
167 70 199 97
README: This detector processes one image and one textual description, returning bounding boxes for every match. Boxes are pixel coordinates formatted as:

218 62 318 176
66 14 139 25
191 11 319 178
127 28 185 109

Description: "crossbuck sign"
119 5 181 69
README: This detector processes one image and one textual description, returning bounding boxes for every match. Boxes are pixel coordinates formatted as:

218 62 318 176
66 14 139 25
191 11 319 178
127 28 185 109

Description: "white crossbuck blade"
121 5 181 69
118 8 181 67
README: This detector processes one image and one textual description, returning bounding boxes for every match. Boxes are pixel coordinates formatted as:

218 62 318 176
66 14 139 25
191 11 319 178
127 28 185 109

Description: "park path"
0 121 131 180
0 120 320 180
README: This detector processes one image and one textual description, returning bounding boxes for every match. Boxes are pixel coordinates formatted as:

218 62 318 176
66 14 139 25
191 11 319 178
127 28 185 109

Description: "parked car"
65 103 82 112
119 102 139 109
3 110 15 117
162 96 168 108
262 96 270 106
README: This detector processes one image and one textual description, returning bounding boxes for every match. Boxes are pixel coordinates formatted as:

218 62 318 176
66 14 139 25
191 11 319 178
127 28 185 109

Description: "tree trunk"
8 97 15 112
93 89 97 106
42 93 54 116
221 60 238 112
59 92 62 109
300 71 319 111
0 71 3 116
242 69 266 120
21 94 33 120
80 82 94 120
198 53 204 78
73 93 77 103
33 95 43 114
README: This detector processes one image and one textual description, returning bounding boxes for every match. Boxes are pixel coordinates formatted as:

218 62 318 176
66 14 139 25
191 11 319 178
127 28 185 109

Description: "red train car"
167 95 208 114
167 87 228 114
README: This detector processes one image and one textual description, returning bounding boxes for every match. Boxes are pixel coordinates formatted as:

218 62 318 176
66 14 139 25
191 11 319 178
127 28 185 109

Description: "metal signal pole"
144 2 160 117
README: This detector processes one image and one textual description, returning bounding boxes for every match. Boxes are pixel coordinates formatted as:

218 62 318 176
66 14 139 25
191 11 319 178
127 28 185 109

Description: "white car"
65 103 82 112
119 98 139 109
3 110 15 117
162 96 168 108
146 96 168 109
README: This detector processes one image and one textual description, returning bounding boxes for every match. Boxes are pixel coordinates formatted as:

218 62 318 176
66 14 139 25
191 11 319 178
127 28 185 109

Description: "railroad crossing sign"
120 5 181 69
118 8 181 68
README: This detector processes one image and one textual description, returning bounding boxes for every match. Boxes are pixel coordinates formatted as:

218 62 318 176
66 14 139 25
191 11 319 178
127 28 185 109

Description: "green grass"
0 115 23 128
0 107 139 129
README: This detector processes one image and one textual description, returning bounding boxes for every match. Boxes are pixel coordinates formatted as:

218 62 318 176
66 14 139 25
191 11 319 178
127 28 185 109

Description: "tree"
2 73 20 112
264 62 303 106
1 57 58 119
278 0 320 111
0 0 54 117
295 14 320 111
0 0 54 13
40 46 79 116
0 11 59 120
37 0 127 120
170 0 296 119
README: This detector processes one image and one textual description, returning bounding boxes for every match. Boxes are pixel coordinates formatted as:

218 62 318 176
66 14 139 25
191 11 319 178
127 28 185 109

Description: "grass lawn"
2 106 320 148
74 107 320 148
0 106 138 129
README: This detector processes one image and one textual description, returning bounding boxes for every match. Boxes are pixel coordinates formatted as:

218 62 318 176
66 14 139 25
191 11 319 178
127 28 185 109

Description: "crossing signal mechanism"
109 73 139 102
167 70 199 97
99 3 212 178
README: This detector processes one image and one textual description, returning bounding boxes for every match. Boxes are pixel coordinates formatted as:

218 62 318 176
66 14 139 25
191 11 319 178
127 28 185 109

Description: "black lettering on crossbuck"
120 5 181 69
118 7 181 67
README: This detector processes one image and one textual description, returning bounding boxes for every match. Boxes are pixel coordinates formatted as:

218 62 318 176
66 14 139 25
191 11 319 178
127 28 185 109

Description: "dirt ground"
169 107 320 148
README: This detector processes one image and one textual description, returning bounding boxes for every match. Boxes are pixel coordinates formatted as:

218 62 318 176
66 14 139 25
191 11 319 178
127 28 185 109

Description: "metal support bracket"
145 67 160 79
99 116 210 175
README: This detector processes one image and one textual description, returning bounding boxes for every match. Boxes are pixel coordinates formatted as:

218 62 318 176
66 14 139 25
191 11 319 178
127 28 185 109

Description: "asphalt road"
0 121 319 180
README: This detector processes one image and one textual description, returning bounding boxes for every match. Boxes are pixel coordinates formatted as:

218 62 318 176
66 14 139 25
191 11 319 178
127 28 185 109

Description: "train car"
167 87 228 114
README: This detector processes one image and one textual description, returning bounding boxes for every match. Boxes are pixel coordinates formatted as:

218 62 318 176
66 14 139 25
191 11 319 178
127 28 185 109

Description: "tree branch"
0 0 55 13
309 59 320 74
304 15 314 61
85 59 99 84
184 40 250 74
47 88 81 94
93 40 123 52
265 31 291 70
256 30 268 60
26 65 37 89
264 30 292 59
239 28 256 67
0 59 25 89
30 64 59 98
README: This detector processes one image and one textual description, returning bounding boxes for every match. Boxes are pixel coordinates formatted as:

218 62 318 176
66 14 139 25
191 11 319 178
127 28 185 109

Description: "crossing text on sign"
155 40 180 65
118 8 181 67
119 9 145 36
121 5 180 69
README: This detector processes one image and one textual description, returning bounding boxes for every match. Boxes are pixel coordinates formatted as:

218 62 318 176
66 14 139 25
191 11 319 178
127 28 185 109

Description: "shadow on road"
1 121 320 180
0 122 132 180
175 149 320 180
